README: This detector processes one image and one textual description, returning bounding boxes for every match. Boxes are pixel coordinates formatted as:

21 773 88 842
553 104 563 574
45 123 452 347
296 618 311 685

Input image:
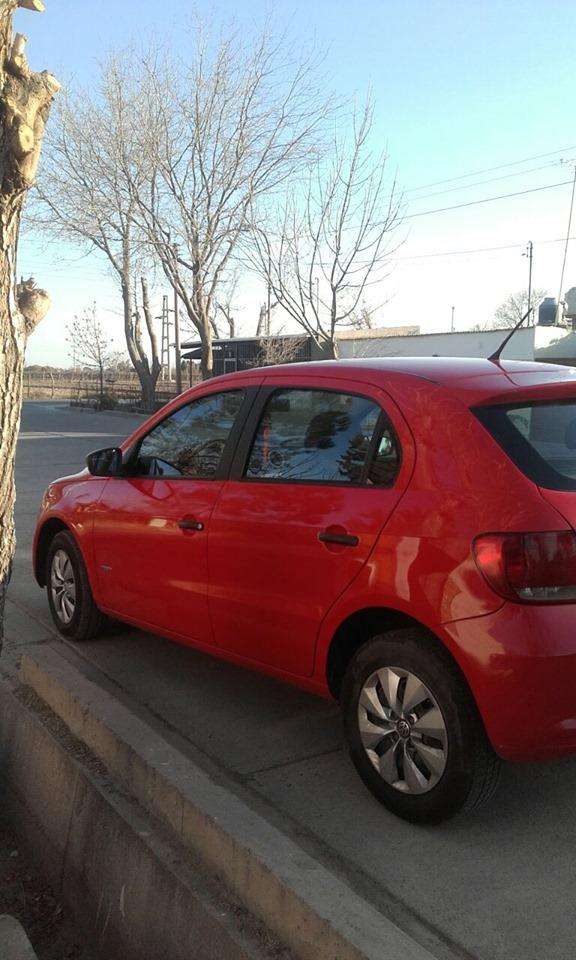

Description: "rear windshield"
474 400 576 491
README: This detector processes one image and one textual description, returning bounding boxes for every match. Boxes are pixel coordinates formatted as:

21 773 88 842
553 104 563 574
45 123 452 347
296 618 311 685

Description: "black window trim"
229 383 402 489
122 385 260 481
473 397 576 492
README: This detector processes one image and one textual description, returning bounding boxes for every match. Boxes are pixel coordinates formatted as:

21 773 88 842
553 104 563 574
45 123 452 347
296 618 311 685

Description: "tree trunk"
0 1 57 648
121 276 154 410
193 268 213 380
121 270 163 411
198 312 214 380
140 377 156 411
319 336 339 360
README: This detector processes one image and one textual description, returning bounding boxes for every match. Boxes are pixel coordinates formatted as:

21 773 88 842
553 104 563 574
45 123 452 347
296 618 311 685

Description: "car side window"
244 388 400 486
135 390 245 479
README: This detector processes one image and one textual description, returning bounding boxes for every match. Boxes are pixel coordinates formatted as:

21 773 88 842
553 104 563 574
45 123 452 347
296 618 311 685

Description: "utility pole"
160 295 171 381
450 305 455 332
172 244 182 394
524 241 533 322
173 284 182 394
556 164 576 325
266 280 272 337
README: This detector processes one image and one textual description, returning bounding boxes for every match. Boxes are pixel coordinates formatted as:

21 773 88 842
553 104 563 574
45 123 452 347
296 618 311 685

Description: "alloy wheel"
50 549 76 624
357 666 448 794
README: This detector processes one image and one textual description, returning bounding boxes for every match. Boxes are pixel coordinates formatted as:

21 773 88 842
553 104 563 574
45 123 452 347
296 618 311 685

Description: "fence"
22 372 201 412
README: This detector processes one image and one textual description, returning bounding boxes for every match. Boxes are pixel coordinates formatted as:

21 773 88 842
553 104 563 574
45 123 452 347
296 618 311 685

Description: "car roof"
204 356 576 405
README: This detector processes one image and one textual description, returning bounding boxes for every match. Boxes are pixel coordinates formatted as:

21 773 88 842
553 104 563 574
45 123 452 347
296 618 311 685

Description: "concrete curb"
0 916 37 960
20 646 436 960
0 678 293 960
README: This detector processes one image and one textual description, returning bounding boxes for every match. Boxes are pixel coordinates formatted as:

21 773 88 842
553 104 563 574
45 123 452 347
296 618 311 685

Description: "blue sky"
20 0 576 364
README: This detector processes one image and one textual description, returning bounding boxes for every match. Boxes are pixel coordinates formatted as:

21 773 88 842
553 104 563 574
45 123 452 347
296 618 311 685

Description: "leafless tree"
33 56 162 409
256 334 307 367
255 292 279 337
131 29 332 378
214 274 240 339
251 98 402 358
66 304 123 406
0 0 58 642
351 304 375 330
494 288 548 328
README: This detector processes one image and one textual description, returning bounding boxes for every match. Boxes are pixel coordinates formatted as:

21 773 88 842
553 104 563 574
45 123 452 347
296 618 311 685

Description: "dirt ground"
0 820 97 960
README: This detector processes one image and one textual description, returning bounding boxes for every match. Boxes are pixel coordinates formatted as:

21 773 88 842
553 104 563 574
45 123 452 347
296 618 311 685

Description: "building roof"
336 325 420 340
181 333 307 350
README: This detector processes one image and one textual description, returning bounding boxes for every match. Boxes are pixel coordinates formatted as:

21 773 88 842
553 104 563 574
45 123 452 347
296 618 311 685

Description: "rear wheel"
46 531 105 641
341 628 501 823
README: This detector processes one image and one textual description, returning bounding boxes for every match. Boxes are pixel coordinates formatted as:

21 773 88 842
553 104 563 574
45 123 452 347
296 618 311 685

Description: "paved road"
7 401 576 960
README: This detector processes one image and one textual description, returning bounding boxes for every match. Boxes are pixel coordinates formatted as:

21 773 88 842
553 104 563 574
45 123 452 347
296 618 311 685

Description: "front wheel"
341 629 501 823
46 530 105 641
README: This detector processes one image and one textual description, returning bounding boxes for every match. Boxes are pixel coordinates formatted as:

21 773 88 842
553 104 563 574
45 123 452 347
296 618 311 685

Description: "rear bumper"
442 604 576 762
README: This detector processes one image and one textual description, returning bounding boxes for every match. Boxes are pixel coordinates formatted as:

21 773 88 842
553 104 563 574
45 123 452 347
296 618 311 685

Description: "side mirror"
86 447 123 477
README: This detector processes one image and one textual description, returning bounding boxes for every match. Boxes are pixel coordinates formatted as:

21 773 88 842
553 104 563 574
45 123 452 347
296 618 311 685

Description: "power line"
407 160 561 202
406 146 576 193
405 178 574 220
398 235 576 260
398 241 523 260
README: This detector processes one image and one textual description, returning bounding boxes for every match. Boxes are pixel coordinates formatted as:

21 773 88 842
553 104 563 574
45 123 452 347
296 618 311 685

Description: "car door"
207 376 414 675
93 386 256 643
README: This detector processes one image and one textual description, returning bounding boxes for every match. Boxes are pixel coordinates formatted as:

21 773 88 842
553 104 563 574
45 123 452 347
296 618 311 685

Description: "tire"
341 628 501 824
46 530 105 641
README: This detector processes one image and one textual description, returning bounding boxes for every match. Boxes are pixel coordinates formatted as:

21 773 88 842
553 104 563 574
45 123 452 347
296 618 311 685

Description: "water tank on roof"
538 297 558 326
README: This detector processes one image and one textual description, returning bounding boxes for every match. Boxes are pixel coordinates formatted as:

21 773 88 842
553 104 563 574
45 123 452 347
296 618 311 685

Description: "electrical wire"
406 146 576 193
399 241 523 260
405 178 574 220
406 160 561 202
398 235 576 260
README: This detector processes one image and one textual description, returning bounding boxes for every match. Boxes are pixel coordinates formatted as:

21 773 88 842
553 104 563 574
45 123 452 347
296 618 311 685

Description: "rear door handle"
178 517 204 532
318 530 359 547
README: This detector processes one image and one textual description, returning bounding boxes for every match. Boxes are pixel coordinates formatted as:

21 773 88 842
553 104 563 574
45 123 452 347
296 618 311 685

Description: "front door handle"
318 530 359 547
178 517 204 532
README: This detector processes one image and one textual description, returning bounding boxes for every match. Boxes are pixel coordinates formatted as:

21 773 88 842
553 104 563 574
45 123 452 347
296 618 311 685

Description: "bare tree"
66 305 122 407
132 29 332 379
0 0 58 641
255 292 279 337
494 288 548 328
251 98 402 358
256 334 307 367
214 274 240 339
351 304 375 330
34 56 162 409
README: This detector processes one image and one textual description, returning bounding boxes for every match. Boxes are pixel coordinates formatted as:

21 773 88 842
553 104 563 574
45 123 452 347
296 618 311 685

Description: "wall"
338 327 536 361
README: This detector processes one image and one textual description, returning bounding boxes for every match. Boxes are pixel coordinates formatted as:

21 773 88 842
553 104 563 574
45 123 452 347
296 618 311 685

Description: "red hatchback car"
34 357 576 822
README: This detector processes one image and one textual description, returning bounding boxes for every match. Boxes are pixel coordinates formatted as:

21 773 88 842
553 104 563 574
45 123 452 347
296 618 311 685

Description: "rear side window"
474 400 576 491
136 390 245 478
245 388 400 486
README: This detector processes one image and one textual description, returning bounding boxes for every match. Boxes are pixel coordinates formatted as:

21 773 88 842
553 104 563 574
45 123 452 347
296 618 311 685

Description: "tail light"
473 531 576 603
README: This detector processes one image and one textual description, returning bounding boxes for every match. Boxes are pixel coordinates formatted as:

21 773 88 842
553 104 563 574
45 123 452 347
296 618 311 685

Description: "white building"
338 325 569 362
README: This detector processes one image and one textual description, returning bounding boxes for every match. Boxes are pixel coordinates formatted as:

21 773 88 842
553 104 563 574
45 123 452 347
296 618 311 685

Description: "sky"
18 0 576 366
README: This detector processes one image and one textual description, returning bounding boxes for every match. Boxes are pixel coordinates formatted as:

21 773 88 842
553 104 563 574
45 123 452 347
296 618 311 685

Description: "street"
7 400 576 960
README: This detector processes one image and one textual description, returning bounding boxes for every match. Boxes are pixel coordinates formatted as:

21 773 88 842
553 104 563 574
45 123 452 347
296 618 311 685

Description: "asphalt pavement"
7 400 576 960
